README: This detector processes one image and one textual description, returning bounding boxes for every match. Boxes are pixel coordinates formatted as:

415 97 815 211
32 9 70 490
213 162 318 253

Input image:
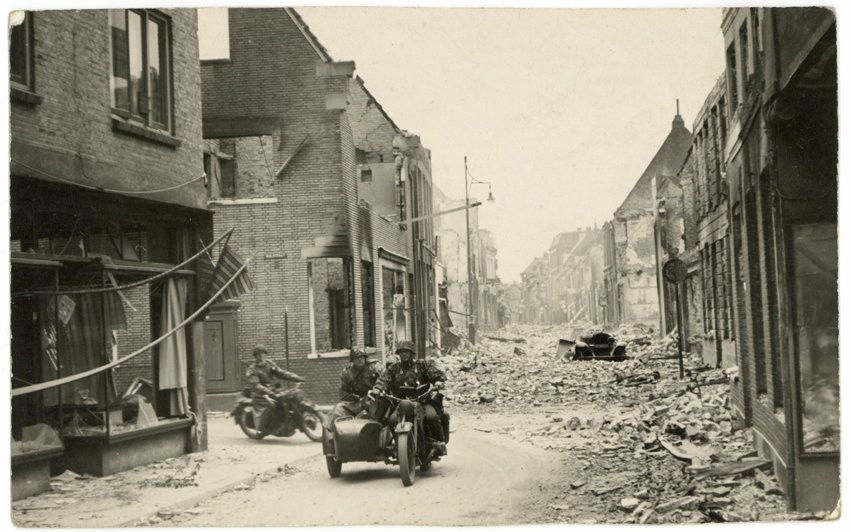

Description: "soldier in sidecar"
322 341 449 486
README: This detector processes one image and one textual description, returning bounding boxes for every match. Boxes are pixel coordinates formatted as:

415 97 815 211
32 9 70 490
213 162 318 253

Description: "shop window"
362 262 376 347
9 11 34 91
109 9 172 131
382 266 407 352
791 223 838 453
308 258 352 353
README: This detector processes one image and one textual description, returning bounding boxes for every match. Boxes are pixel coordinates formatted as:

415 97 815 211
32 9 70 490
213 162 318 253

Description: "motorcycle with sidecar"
322 383 447 486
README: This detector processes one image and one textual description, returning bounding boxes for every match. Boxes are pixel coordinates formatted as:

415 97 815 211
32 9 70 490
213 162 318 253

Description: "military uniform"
246 358 305 427
374 357 447 443
247 359 304 396
325 362 380 430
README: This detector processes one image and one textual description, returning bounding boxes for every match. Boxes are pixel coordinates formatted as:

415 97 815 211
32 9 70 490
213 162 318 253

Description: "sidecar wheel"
299 407 324 442
326 456 342 478
398 433 416 487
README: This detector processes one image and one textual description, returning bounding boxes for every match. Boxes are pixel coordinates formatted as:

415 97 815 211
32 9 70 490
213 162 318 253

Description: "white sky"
296 7 726 282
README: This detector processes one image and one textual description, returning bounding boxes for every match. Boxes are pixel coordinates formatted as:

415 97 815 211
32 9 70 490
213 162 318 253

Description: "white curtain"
159 278 189 416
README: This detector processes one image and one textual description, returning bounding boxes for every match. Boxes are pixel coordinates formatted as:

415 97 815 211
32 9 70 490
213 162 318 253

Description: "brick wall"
201 8 370 402
11 9 206 210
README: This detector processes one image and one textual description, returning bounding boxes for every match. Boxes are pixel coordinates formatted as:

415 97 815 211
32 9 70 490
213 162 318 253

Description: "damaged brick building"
198 8 436 405
603 111 692 328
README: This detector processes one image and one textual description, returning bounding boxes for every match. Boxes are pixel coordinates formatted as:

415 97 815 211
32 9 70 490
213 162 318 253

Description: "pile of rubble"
439 324 819 524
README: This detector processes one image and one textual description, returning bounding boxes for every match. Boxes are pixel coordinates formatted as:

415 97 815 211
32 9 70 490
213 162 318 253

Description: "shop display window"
791 223 839 453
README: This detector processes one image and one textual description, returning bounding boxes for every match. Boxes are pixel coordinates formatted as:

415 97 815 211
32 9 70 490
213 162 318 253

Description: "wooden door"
204 304 240 393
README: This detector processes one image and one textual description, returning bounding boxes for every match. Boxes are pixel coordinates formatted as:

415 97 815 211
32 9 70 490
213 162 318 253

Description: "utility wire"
12 159 206 196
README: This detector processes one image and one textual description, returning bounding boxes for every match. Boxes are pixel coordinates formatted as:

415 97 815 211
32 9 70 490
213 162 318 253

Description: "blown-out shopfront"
8 177 243 498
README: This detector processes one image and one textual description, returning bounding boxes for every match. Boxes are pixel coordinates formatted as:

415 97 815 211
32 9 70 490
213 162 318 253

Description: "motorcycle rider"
369 340 448 455
324 348 380 431
246 344 305 429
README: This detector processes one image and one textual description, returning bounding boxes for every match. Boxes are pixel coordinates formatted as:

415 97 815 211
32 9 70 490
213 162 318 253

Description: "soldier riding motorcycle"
231 345 323 442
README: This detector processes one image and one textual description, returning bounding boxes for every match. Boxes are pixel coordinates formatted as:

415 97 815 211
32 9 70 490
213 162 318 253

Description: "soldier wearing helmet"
324 348 381 431
246 344 305 427
370 341 448 455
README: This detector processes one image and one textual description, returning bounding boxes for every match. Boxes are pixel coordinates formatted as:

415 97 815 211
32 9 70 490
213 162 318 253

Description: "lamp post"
464 156 495 345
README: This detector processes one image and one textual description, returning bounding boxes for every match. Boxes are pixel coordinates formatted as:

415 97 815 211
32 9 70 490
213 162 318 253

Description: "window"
738 23 750 89
9 11 34 91
362 262 376 347
791 223 838 453
382 266 408 352
308 258 352 353
726 43 738 110
109 9 172 130
218 139 236 198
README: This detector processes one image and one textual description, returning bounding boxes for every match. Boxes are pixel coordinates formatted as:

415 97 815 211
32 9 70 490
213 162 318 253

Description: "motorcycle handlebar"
377 384 433 403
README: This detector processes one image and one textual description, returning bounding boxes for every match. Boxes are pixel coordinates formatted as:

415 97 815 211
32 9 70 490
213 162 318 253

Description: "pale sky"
297 7 726 282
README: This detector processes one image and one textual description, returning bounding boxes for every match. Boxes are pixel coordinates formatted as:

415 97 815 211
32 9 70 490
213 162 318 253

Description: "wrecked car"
560 332 627 361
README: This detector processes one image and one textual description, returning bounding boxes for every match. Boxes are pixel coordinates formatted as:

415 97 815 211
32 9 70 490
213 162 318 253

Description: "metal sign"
663 258 687 283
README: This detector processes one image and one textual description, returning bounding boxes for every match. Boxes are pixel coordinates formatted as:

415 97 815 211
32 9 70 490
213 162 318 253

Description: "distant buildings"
434 186 502 338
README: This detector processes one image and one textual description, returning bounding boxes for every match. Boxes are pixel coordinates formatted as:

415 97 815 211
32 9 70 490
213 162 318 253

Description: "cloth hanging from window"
158 277 189 416
40 294 116 406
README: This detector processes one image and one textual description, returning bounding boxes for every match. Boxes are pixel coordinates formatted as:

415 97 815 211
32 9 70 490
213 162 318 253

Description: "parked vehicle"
323 383 445 486
231 384 323 442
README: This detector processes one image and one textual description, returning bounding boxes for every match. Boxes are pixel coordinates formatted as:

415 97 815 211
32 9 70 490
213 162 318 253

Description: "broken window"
791 223 838 453
308 258 352 353
218 139 237 198
362 261 376 347
726 43 738 110
382 266 408 353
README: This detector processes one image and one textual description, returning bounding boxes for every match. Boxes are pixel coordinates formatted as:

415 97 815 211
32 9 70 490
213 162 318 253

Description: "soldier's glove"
433 381 445 391
367 388 379 400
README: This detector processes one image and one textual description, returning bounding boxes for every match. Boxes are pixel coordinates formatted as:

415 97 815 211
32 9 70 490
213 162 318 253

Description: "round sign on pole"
663 258 687 283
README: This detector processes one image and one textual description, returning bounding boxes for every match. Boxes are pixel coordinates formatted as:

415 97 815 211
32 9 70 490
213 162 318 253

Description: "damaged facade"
10 8 213 496
716 7 838 512
605 112 692 328
198 8 436 404
434 185 502 338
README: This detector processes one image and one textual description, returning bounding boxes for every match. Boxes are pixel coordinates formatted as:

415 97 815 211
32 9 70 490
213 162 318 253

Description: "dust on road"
162 411 559 527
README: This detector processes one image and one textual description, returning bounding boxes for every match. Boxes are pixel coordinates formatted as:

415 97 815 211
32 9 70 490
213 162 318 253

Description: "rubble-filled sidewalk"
11 413 323 528
439 324 836 524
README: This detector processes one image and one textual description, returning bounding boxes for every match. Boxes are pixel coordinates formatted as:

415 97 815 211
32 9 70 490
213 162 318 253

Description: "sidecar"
322 413 394 478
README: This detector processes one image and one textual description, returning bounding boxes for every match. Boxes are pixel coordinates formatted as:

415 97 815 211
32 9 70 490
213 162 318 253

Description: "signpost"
663 258 687 379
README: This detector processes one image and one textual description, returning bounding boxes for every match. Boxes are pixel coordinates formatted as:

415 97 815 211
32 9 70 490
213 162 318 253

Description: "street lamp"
464 156 495 344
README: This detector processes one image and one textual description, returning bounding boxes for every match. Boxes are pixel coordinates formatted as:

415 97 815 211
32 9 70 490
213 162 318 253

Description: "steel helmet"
395 340 416 355
252 345 269 357
349 348 368 362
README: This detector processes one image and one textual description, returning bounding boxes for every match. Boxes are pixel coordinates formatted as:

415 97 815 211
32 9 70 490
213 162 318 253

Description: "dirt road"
162 412 560 526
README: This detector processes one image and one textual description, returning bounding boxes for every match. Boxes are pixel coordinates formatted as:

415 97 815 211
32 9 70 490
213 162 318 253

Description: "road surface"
164 416 559 526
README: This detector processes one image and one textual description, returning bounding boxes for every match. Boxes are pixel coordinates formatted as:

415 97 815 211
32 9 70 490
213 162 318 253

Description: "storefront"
10 178 215 484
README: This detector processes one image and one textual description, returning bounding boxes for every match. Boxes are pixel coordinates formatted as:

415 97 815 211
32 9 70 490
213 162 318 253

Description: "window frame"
10 11 35 93
109 9 174 133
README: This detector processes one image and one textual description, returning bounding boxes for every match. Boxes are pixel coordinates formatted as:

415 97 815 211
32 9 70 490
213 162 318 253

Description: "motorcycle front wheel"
239 410 265 440
398 432 417 487
298 406 324 442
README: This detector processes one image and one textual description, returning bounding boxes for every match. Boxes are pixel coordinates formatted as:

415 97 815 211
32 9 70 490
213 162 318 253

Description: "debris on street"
439 324 806 524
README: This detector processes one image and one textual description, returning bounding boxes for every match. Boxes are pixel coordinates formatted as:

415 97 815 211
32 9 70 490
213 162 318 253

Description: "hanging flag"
195 243 216 299
208 244 255 304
